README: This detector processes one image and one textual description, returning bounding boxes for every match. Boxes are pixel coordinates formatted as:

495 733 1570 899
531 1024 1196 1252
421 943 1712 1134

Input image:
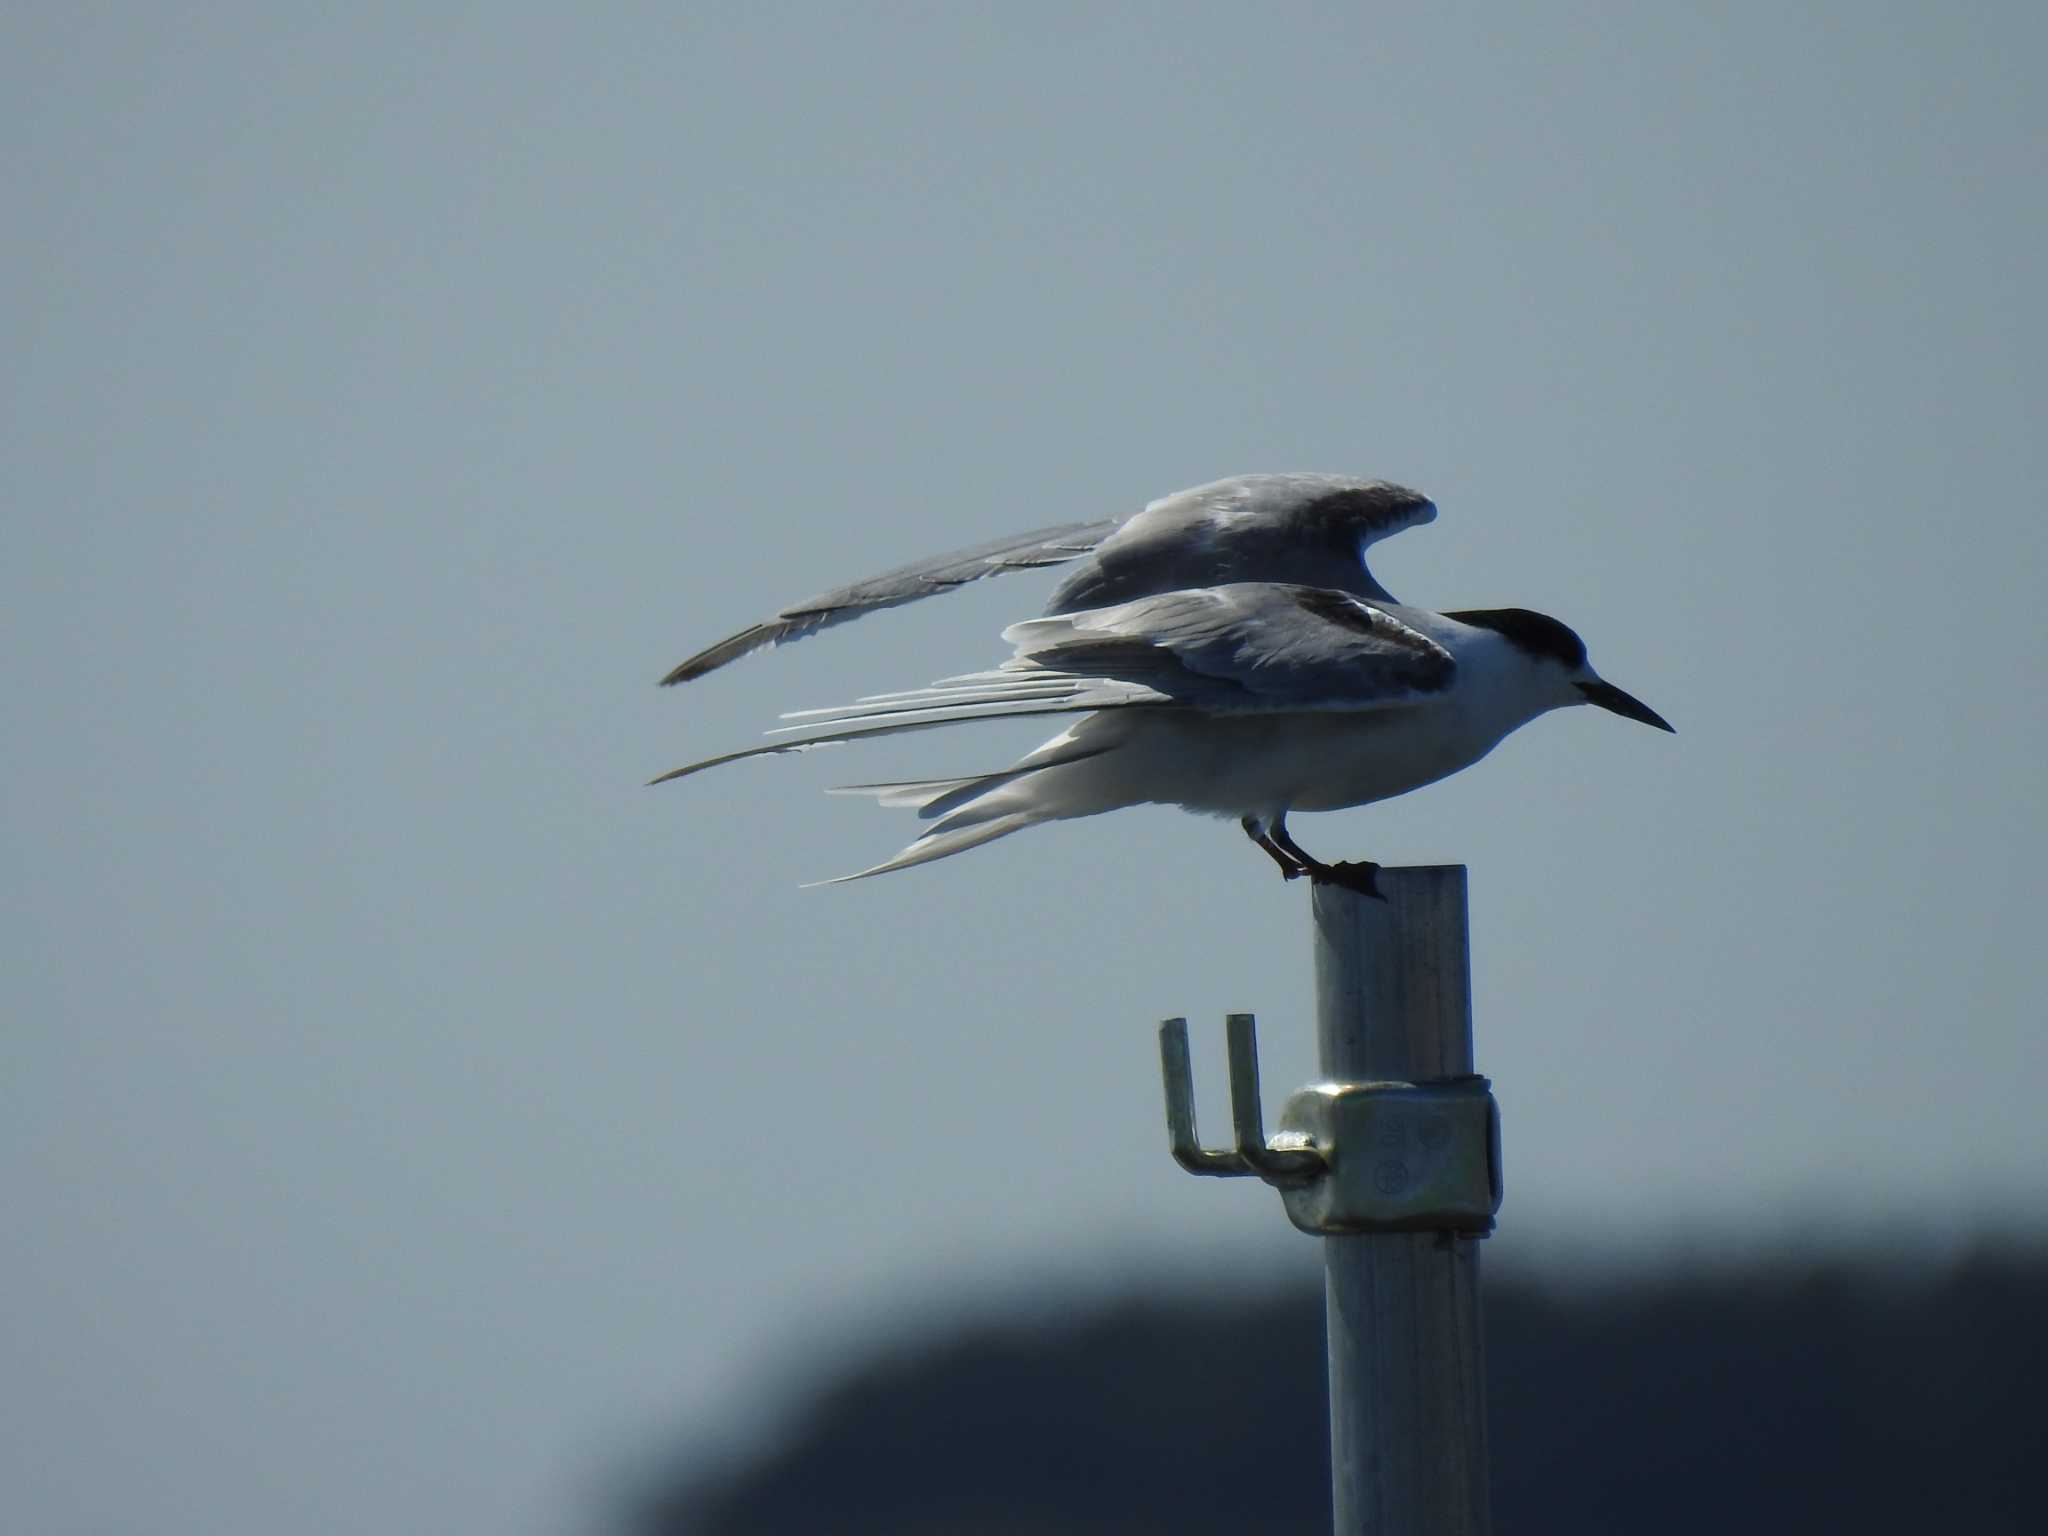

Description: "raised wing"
657 473 1438 687
649 582 1455 785
1044 474 1435 612
659 520 1117 685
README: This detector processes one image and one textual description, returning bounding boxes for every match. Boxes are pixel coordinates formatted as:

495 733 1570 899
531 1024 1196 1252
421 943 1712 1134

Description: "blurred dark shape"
629 1248 2042 1534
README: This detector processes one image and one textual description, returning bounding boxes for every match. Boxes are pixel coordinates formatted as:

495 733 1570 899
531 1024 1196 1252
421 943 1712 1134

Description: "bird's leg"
1268 815 1386 902
1265 819 1322 871
1242 816 1312 879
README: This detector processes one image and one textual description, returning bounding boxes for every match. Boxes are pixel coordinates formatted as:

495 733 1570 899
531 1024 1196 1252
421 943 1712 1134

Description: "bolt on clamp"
1158 1014 1502 1236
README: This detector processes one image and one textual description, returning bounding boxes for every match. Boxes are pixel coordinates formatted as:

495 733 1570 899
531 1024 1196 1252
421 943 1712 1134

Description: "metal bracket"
1159 1013 1323 1184
1158 1014 1503 1236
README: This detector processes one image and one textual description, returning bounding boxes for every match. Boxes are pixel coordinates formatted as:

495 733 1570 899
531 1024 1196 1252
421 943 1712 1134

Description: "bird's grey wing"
647 582 1455 785
1046 473 1438 612
659 518 1121 686
998 581 1456 710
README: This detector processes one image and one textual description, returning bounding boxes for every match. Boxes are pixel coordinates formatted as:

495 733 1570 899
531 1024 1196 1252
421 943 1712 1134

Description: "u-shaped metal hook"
1159 1014 1323 1185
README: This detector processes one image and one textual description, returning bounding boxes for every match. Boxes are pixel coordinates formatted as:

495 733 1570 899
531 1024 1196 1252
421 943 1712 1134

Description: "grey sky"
4 4 2043 1533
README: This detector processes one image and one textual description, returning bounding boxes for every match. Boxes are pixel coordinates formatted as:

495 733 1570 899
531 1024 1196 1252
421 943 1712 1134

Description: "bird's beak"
1577 680 1675 733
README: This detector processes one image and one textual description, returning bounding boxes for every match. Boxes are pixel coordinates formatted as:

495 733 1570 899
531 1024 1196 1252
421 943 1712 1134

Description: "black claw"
1312 859 1386 901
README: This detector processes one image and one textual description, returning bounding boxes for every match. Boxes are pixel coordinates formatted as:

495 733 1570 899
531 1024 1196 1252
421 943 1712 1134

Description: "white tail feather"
803 814 1037 886
826 775 988 810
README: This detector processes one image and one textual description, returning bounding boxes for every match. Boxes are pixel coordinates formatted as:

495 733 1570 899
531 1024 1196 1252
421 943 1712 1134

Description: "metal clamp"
1159 1014 1502 1236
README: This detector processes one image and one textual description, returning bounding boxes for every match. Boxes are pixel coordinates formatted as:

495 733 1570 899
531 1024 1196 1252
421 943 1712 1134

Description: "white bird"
653 477 1673 890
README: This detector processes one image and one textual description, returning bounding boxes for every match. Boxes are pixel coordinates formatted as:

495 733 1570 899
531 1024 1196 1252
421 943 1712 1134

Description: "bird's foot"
1252 818 1385 901
1307 859 1386 901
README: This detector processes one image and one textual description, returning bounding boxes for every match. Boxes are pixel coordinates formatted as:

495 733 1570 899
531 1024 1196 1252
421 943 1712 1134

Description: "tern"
653 475 1673 890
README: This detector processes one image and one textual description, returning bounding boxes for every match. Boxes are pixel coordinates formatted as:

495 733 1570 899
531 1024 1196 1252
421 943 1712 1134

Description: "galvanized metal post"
1313 867 1492 1535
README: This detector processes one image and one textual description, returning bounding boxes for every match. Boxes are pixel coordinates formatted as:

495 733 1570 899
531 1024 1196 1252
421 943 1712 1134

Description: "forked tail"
812 735 1117 883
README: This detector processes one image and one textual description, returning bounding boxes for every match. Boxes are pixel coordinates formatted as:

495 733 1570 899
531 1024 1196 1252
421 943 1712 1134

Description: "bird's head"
1447 607 1675 733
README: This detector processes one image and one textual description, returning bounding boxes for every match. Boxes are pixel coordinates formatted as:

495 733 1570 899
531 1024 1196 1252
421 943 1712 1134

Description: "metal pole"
1313 867 1492 1535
